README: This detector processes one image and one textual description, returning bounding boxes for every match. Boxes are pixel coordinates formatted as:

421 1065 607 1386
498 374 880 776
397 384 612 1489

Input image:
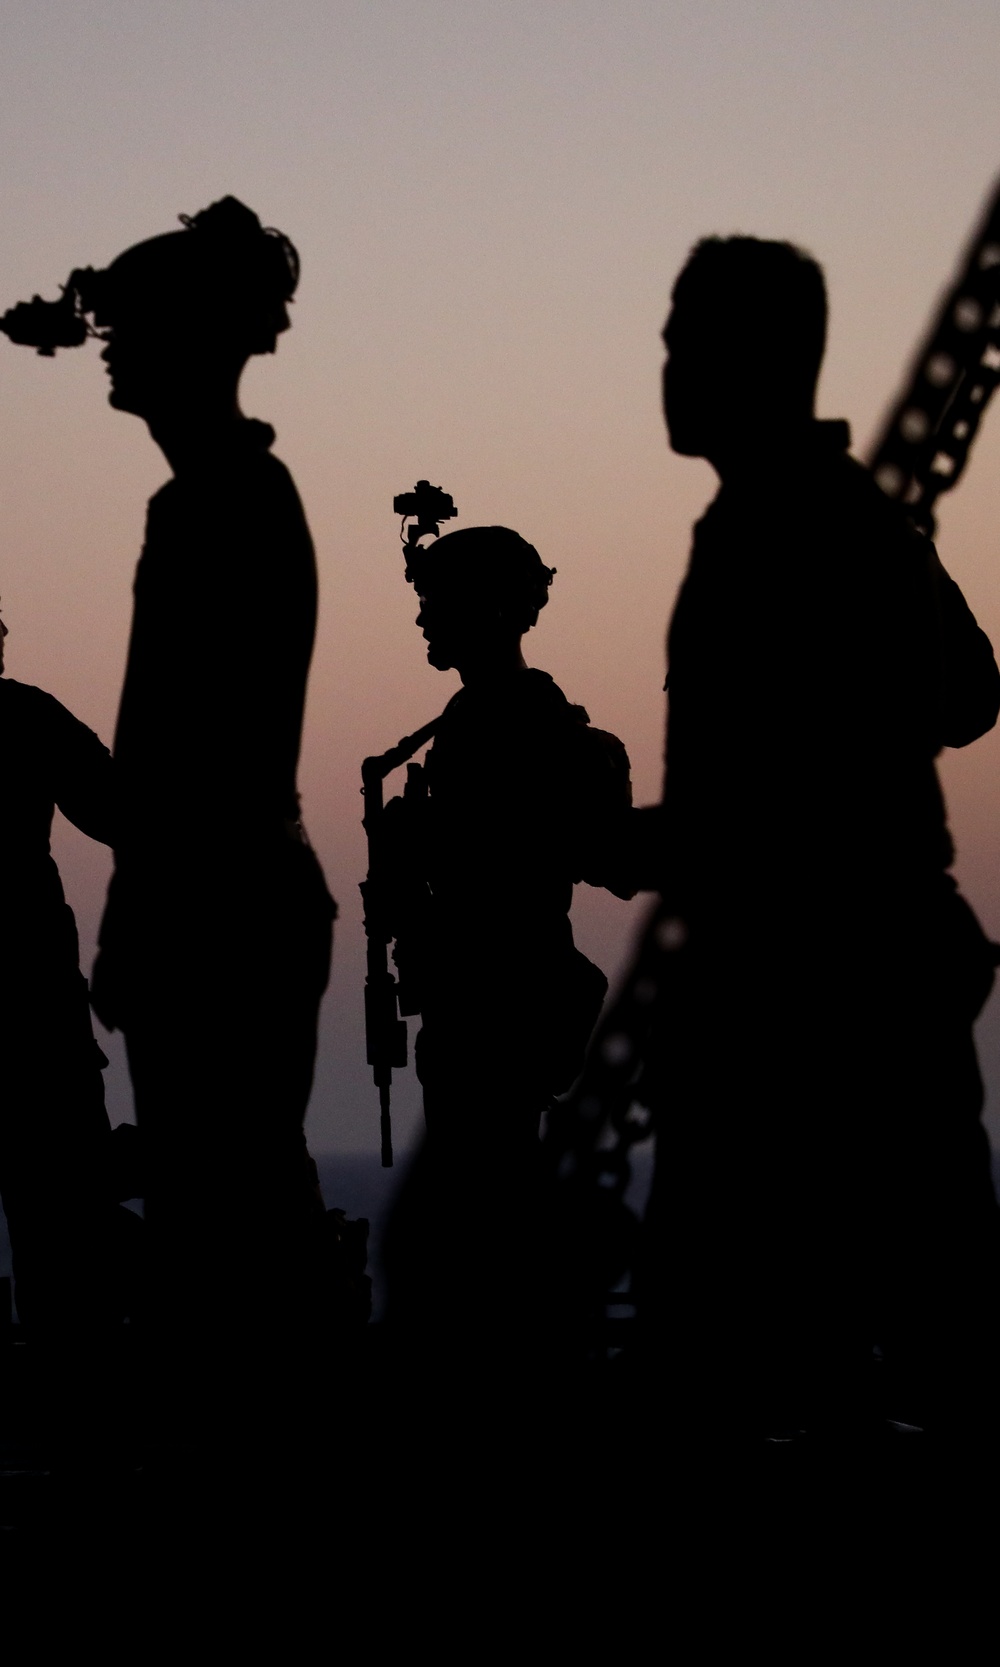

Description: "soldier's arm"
44 693 117 845
932 553 1000 747
821 513 987 758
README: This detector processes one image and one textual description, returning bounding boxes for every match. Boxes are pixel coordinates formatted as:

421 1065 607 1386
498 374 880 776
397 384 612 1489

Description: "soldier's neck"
710 411 818 484
457 643 528 688
146 389 248 474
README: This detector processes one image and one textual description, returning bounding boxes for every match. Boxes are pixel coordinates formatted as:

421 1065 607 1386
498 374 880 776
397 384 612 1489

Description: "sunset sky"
3 1 1000 1157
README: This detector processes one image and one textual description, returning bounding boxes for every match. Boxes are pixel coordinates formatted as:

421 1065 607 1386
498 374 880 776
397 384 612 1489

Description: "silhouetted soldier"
381 527 633 1357
645 236 1000 1435
0 601 135 1330
87 199 335 1340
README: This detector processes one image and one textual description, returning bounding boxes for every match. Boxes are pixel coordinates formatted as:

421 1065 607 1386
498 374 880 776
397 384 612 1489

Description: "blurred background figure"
0 599 139 1333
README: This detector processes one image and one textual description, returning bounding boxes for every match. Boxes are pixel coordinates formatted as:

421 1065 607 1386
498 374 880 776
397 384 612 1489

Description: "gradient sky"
3 1 1000 1154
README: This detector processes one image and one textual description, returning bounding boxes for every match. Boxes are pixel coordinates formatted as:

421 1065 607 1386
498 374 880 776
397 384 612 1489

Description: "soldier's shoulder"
519 668 588 721
524 673 632 773
145 475 177 520
1 675 56 708
0 677 79 731
833 450 922 531
818 452 935 578
254 446 297 490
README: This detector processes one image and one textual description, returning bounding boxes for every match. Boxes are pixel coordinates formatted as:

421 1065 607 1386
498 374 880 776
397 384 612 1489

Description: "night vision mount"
394 480 457 580
0 270 102 356
0 198 300 361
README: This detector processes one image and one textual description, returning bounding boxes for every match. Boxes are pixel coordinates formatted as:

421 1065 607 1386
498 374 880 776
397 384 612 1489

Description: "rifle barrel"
379 1083 393 1168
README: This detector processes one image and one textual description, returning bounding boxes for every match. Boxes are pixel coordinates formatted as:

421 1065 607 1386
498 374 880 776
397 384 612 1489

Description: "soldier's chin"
108 386 136 413
426 643 454 671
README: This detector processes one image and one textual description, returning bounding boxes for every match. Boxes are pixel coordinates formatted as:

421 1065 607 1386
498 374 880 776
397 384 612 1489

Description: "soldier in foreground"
76 199 337 1345
380 525 633 1357
645 235 1000 1435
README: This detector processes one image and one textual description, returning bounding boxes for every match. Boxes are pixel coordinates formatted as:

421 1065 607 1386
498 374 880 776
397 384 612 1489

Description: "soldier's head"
0 603 7 676
408 526 555 680
663 236 827 469
90 196 299 422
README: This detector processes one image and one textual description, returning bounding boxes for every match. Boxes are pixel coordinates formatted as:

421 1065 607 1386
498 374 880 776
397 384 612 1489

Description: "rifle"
362 480 457 1166
361 717 441 1167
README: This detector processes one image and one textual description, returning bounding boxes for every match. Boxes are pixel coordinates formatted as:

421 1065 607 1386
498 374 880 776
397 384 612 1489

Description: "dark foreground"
1 1317 997 1648
2 1150 999 1637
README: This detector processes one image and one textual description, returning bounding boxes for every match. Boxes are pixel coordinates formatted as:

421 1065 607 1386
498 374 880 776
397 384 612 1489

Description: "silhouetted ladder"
870 174 1000 534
